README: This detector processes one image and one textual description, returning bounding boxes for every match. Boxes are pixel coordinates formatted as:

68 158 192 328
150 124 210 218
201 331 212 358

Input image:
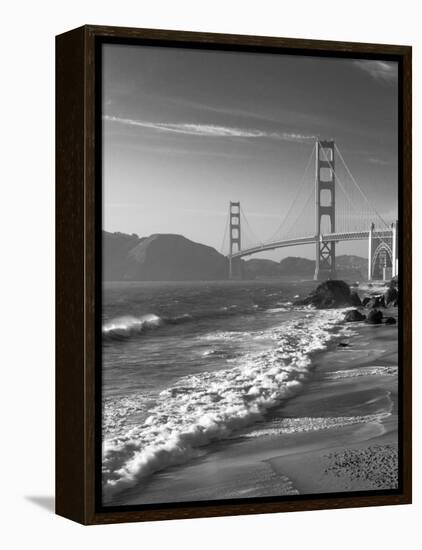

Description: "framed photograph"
56 25 412 525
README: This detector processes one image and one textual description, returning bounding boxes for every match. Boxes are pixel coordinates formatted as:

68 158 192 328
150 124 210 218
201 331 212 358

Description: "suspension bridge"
221 139 398 281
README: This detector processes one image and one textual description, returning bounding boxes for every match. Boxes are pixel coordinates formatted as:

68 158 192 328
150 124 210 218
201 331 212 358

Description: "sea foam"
102 312 193 341
102 309 346 499
242 412 391 439
324 366 398 380
102 314 162 341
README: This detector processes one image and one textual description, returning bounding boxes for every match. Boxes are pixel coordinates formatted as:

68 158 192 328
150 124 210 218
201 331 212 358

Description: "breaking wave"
102 309 346 500
102 313 192 341
102 302 294 343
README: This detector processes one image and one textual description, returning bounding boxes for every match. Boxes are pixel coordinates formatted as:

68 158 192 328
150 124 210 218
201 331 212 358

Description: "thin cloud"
354 60 397 83
368 157 394 166
109 141 256 160
163 96 327 128
103 115 315 142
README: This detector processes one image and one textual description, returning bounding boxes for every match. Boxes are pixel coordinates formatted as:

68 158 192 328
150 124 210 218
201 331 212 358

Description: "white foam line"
242 412 391 439
102 309 347 498
325 366 398 380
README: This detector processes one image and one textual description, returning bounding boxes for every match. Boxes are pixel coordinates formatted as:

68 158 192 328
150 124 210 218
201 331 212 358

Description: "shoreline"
107 301 399 506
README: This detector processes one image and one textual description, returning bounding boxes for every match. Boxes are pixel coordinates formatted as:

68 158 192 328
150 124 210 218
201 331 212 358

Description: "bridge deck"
229 230 393 259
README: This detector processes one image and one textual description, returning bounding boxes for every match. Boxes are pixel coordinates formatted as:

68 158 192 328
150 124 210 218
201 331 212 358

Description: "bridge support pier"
368 221 398 281
368 223 374 281
314 140 336 281
228 201 242 280
392 220 398 278
228 257 243 280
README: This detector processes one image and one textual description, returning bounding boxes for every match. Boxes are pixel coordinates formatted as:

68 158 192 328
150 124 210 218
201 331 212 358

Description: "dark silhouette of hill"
279 256 314 276
103 231 228 281
103 231 145 280
103 231 368 281
278 255 366 280
243 258 282 279
336 254 368 277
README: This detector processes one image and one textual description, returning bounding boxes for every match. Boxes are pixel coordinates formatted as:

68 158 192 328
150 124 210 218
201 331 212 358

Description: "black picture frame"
56 25 412 525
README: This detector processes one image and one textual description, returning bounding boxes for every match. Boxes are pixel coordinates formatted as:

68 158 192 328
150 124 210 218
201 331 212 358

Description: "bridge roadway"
229 229 393 259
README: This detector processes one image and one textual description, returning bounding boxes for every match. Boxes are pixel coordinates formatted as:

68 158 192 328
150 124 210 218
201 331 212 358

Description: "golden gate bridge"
221 139 398 281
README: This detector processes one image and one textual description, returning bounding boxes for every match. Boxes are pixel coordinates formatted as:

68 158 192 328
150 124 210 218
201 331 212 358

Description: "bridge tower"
229 201 242 279
314 139 336 281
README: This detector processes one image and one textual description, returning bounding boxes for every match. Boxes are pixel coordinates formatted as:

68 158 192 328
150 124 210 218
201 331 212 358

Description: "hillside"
243 258 282 279
336 254 368 278
103 231 144 281
103 231 228 281
244 255 367 280
279 256 314 276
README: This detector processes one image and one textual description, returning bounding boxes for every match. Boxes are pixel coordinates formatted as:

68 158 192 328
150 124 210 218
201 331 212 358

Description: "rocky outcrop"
350 292 362 307
384 286 399 307
364 295 386 309
295 280 359 309
344 309 366 322
385 317 397 325
366 309 383 324
360 277 399 310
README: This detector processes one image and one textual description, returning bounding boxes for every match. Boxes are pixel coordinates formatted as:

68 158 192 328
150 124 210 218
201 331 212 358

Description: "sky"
102 44 398 260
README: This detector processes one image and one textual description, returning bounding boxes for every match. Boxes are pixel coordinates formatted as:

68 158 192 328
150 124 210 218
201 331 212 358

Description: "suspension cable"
240 206 262 247
282 183 315 239
319 145 371 228
266 143 316 242
335 144 388 227
219 208 230 254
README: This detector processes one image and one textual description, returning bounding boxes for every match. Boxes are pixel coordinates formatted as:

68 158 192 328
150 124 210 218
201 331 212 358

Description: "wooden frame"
56 25 412 525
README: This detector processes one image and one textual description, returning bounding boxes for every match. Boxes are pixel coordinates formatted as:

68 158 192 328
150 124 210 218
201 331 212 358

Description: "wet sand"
113 304 399 506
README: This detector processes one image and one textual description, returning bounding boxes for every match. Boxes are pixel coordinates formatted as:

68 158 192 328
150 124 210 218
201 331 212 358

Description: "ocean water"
102 280 350 502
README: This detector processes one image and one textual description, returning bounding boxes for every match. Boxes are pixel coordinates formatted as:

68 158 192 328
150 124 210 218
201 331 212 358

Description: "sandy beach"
109 295 399 506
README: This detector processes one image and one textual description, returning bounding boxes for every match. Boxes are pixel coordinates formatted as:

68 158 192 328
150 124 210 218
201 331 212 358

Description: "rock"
338 342 349 347
362 297 371 307
350 292 361 307
295 280 357 309
365 295 386 308
385 317 397 325
366 309 383 324
344 309 366 322
384 286 398 306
